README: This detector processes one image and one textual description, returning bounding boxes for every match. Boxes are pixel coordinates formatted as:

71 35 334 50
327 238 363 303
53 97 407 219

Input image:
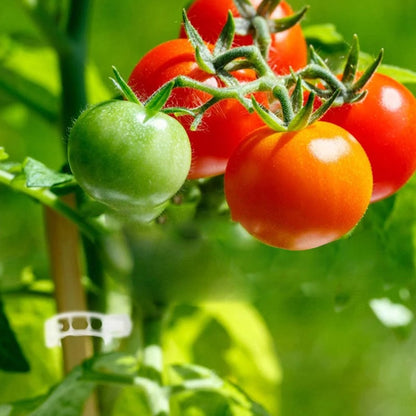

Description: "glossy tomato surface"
225 121 373 250
68 100 191 221
180 0 307 74
322 73 416 202
128 38 266 179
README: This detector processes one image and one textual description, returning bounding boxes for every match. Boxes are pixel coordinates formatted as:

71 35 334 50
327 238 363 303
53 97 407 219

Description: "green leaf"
0 396 45 416
22 157 73 188
0 147 9 161
165 302 281 415
0 65 59 123
0 296 62 404
303 24 346 50
377 64 416 84
29 367 96 416
0 34 110 121
170 363 270 415
0 300 29 373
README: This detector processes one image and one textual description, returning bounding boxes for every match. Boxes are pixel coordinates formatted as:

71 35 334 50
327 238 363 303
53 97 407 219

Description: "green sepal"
309 89 340 124
190 111 205 132
299 64 345 92
341 34 359 86
303 81 333 99
214 11 236 56
190 97 221 130
252 16 272 59
162 107 196 117
251 96 287 132
144 81 175 116
182 10 215 74
272 83 294 123
195 47 216 74
110 66 142 105
233 0 257 19
287 91 315 131
351 48 384 93
291 77 303 114
234 17 252 35
268 6 309 33
216 69 239 87
348 90 367 104
308 45 330 71
257 0 282 18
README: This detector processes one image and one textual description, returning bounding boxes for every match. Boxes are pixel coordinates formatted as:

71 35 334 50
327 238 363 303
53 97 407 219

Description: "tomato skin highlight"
321 73 416 202
128 38 265 179
180 0 307 75
224 121 373 250
68 100 191 220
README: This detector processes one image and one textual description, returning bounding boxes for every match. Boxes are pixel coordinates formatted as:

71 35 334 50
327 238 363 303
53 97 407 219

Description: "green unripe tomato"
68 100 191 219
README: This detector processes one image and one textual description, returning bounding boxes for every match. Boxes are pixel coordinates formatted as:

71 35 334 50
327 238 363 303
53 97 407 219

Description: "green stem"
214 45 274 77
251 16 271 60
0 168 105 241
173 75 274 111
296 64 346 92
138 306 170 416
140 310 165 384
57 0 91 141
19 0 72 55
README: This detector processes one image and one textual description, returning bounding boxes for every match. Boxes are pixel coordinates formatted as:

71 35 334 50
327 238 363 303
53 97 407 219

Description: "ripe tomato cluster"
225 70 416 250
128 0 308 179
68 0 416 252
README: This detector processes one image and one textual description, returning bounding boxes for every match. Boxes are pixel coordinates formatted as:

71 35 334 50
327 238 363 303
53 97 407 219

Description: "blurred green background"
2 0 416 415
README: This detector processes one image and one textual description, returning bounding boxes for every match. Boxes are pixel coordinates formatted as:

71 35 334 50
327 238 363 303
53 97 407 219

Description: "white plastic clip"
44 311 132 348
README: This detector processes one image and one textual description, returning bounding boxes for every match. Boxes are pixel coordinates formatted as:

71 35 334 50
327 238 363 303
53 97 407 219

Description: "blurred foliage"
1 0 416 415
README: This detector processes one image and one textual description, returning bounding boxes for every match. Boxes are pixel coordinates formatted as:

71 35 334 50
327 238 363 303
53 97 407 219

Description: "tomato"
224 121 373 250
128 38 266 179
179 0 307 75
320 73 416 202
68 100 191 221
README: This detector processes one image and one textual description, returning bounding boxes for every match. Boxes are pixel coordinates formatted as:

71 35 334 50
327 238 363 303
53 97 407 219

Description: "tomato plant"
128 38 265 179
68 100 191 220
179 0 307 74
321 72 416 202
224 121 373 250
3 0 416 415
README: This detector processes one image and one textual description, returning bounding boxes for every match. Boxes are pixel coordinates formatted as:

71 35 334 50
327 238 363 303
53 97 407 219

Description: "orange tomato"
224 121 373 250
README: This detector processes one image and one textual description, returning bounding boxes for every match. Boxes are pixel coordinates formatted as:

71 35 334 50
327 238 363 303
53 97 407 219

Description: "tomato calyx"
111 66 174 119
297 35 384 105
182 9 273 79
232 0 309 60
252 78 340 131
162 12 338 133
136 15 382 136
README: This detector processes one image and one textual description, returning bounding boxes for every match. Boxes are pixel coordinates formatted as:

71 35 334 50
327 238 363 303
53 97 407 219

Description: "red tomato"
224 121 373 250
322 73 416 202
128 38 266 179
179 0 307 75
